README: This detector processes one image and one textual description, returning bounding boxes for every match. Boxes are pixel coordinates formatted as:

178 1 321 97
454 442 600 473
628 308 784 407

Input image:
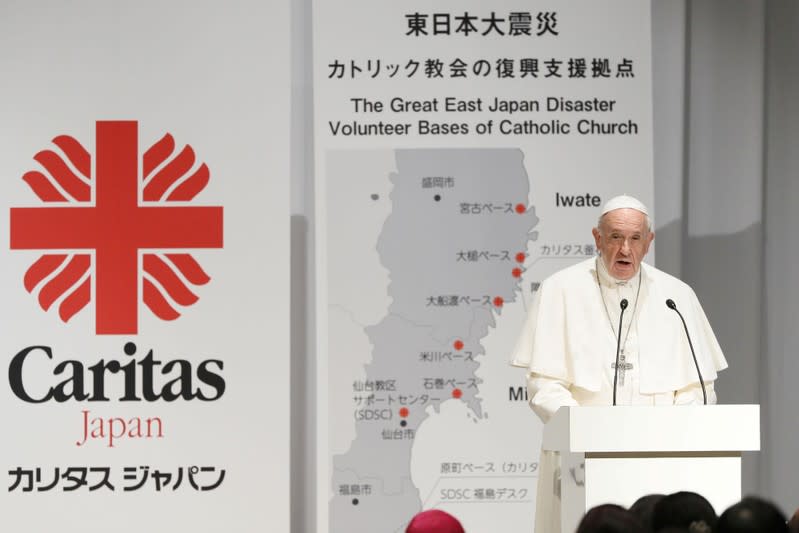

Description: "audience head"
652 491 717 532
405 509 464 533
576 503 645 533
717 496 788 533
629 493 665 532
789 506 799 533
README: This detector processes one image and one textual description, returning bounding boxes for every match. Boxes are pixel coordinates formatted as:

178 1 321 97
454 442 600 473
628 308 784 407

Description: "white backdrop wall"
291 0 799 531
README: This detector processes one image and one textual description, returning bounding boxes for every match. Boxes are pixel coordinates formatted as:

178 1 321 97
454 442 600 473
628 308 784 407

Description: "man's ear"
643 230 655 254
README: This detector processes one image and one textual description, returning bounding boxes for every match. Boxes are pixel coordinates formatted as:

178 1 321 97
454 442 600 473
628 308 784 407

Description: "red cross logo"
10 121 223 334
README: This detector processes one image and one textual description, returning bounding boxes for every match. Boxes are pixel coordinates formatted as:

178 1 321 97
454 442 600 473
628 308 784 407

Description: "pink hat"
406 509 465 533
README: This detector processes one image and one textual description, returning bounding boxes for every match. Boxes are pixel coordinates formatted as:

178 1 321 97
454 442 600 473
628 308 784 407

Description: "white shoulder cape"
510 258 728 393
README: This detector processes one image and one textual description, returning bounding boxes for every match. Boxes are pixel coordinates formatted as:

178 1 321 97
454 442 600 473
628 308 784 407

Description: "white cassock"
510 257 728 533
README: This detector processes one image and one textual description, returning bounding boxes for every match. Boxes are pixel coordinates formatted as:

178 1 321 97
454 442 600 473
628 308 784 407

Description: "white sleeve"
527 372 579 423
674 380 717 405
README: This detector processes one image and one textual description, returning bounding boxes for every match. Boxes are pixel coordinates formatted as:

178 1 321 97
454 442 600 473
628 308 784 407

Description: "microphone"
666 299 707 405
612 298 629 406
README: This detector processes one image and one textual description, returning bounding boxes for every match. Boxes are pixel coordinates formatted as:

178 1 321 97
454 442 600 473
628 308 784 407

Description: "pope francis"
510 195 728 532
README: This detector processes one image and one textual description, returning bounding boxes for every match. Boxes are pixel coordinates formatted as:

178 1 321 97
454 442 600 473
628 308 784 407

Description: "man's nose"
620 239 631 254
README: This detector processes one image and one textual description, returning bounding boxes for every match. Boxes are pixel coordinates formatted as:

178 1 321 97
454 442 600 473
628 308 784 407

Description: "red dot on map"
515 252 526 263
453 340 464 351
452 388 463 399
515 203 527 214
493 296 504 307
512 268 522 278
399 407 409 418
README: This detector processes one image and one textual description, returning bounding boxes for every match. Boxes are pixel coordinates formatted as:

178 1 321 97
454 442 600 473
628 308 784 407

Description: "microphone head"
620 298 628 310
666 299 676 310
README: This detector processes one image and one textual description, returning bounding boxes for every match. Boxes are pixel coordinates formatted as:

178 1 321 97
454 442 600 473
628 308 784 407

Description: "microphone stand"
666 299 707 405
612 298 628 406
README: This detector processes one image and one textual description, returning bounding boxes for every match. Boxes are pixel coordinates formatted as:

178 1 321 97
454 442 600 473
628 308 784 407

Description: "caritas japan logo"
9 121 223 335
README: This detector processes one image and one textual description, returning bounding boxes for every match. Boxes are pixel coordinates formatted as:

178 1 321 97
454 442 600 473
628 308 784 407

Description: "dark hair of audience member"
405 509 465 533
652 491 718 532
576 503 645 533
717 496 788 533
629 493 665 533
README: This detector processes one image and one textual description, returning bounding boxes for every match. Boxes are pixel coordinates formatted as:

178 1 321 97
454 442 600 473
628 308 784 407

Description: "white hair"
596 211 653 233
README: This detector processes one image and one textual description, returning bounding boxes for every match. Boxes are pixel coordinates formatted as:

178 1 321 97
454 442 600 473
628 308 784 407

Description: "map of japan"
328 149 538 533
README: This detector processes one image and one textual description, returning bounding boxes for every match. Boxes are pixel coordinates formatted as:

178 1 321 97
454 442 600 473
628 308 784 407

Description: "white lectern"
542 405 760 533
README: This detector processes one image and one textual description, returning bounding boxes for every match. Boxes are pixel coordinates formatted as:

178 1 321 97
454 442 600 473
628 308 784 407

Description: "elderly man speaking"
510 195 727 533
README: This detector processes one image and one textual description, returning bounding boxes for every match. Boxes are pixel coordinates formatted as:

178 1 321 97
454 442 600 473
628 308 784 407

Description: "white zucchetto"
600 194 650 217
